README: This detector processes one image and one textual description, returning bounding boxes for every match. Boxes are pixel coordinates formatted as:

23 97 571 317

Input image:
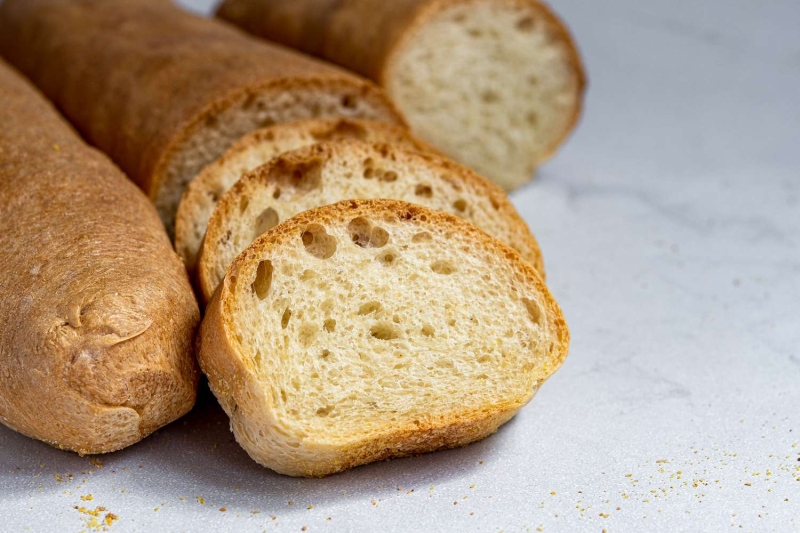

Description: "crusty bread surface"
196 140 545 302
216 0 586 190
198 199 569 476
0 59 199 454
176 118 433 272
0 0 404 233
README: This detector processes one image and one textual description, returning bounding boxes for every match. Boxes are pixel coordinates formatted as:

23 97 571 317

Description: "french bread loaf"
0 59 199 454
216 0 586 190
176 118 433 272
198 199 569 477
196 141 545 302
0 0 404 234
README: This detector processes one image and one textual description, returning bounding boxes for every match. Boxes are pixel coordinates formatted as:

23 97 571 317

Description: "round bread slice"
197 141 545 302
198 199 569 477
175 118 433 271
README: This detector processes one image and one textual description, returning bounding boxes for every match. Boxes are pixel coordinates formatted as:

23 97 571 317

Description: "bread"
196 140 545 302
176 118 434 272
0 0 404 234
198 199 569 476
0 59 199 454
216 0 586 190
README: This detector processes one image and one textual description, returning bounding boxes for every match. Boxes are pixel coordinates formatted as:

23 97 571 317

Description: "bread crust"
216 0 586 170
196 140 546 302
0 0 405 227
175 118 435 272
198 199 569 476
0 60 200 454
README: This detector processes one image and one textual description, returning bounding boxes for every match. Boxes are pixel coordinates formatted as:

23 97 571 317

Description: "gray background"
2 0 799 531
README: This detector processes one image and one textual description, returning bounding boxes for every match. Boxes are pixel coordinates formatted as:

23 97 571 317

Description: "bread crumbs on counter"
371 500 377 507
288 500 294 506
251 510 260 514
54 474 63 482
196 496 205 504
550 491 556 496
470 484 476 489
219 507 227 512
599 513 610 518
301 527 307 532
179 497 186 501
80 494 93 501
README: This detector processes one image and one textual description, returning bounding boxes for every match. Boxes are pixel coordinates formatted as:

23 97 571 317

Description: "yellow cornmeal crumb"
550 491 556 496
307 505 313 510
196 496 205 504
599 513 610 518
80 494 93 501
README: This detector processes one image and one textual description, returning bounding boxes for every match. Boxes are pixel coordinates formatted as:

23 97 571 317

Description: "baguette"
0 0 404 233
196 140 545 302
0 59 199 454
216 0 586 190
198 199 569 476
176 118 433 272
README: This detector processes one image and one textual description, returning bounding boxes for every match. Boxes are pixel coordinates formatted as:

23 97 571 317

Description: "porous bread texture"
158 82 402 232
386 0 585 190
198 199 569 476
176 118 433 271
197 140 544 302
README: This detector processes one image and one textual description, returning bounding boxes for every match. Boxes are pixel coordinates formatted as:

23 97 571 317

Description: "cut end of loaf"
200 199 568 476
156 78 405 235
386 0 585 189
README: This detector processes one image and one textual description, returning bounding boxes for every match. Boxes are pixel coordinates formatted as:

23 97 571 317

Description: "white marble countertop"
2 0 798 531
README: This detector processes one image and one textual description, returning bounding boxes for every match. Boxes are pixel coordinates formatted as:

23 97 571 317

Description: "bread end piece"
198 199 568 476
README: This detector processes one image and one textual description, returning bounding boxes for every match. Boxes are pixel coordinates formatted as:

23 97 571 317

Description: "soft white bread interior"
176 118 433 271
196 140 545 302
198 199 569 476
385 0 585 189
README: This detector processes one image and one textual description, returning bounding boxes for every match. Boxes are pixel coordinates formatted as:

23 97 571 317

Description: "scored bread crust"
0 0 405 230
0 59 199 454
175 118 435 272
216 0 586 185
196 140 546 302
198 199 569 476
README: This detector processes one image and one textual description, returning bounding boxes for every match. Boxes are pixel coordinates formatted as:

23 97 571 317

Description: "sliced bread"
196 141 545 302
0 0 404 233
198 199 569 476
216 0 586 190
176 118 433 271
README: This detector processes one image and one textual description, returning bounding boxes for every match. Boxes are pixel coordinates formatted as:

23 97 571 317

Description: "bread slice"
198 199 569 476
216 0 586 190
196 140 545 302
0 58 199 454
0 0 404 234
176 118 433 272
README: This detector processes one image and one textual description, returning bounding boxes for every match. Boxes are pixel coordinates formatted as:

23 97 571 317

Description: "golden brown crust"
198 199 569 476
216 0 586 165
0 59 200 454
196 140 546 302
175 118 435 272
0 0 404 219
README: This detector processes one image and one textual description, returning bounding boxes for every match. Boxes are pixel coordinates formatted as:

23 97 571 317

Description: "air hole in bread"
370 322 401 341
412 231 432 243
272 187 281 200
379 170 398 183
516 16 535 31
281 308 292 329
358 301 382 315
270 158 323 192
280 389 287 403
481 90 500 104
259 117 276 129
453 199 467 212
313 120 368 141
415 184 433 198
323 319 336 332
239 195 250 214
348 217 389 248
301 224 337 260
205 114 218 128
255 207 279 237
300 269 317 282
316 405 333 417
522 298 544 326
431 260 457 275
377 249 399 266
468 28 483 38
448 318 456 327
421 324 435 337
321 349 331 359
490 196 500 210
526 112 539 126
298 322 319 347
341 94 358 109
362 158 375 179
251 260 273 300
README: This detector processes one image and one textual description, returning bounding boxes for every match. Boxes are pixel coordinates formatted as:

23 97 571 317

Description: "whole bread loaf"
196 140 546 302
0 59 199 454
176 118 433 272
198 199 569 476
216 0 586 190
0 0 404 233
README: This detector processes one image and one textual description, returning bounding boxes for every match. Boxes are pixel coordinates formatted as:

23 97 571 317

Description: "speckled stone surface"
1 0 798 531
